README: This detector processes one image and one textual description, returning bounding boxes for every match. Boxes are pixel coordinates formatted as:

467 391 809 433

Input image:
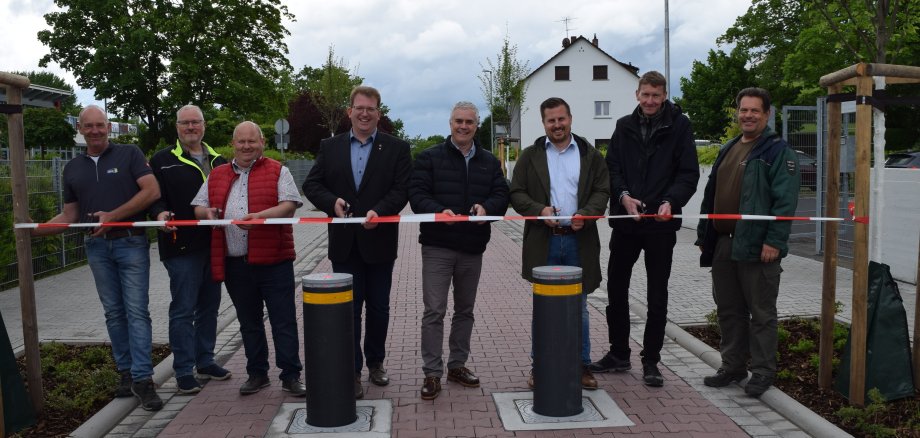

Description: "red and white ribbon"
13 213 867 230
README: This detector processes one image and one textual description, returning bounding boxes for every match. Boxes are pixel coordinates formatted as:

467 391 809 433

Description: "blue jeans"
332 251 394 373
224 257 302 381
84 235 153 380
540 234 590 364
163 251 222 377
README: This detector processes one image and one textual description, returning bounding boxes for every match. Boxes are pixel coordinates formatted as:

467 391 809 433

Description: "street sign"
274 118 290 135
275 134 290 149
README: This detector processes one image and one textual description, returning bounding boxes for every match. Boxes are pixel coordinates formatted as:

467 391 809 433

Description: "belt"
551 226 576 236
103 228 142 240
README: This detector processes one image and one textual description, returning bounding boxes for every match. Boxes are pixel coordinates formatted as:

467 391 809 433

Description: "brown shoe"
581 366 598 390
527 369 535 389
354 374 364 399
447 367 480 388
421 376 441 400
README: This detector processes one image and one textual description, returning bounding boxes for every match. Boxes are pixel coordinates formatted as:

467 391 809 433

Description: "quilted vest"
207 157 295 281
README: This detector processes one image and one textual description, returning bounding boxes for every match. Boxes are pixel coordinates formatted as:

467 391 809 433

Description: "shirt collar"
350 129 377 145
544 135 576 152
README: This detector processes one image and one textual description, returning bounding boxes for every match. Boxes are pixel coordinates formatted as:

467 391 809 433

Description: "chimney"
562 37 570 48
592 33 598 46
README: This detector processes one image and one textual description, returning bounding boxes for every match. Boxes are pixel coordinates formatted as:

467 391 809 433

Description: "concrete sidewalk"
4 203 914 436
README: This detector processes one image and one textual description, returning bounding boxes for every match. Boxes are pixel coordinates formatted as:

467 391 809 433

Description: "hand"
761 244 779 263
621 195 644 222
157 211 177 232
470 204 487 224
238 212 259 230
334 198 349 218
441 208 457 225
363 210 379 230
89 211 116 237
654 202 672 222
571 213 585 231
540 206 559 228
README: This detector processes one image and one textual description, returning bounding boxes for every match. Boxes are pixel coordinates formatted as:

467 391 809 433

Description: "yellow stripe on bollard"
303 290 353 304
533 283 581 296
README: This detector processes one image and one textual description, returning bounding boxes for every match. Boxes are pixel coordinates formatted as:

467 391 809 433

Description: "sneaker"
744 373 774 397
587 351 631 373
642 362 664 387
239 375 270 395
131 379 164 411
282 378 307 396
176 375 202 394
703 368 747 387
196 364 232 381
114 369 133 398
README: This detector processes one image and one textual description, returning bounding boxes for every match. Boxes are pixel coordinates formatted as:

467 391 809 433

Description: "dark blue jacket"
409 137 509 254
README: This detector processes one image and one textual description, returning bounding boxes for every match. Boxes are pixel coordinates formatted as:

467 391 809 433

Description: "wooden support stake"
847 71 873 407
819 83 842 389
2 80 44 413
914 233 919 392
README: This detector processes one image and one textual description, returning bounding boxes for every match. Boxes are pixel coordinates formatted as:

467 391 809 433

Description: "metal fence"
781 99 857 259
1 158 88 290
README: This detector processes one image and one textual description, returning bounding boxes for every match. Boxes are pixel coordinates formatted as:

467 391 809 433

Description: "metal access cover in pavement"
492 390 633 431
267 400 392 437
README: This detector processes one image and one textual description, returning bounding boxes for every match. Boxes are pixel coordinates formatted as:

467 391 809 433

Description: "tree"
23 108 76 157
676 48 752 141
288 91 334 155
38 0 294 150
477 115 494 152
295 47 363 137
479 32 530 136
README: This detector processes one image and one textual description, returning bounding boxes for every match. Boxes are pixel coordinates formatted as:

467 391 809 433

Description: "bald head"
232 121 265 168
77 105 111 152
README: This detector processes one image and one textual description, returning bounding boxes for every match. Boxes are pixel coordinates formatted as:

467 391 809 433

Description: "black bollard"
532 265 584 417
302 273 357 427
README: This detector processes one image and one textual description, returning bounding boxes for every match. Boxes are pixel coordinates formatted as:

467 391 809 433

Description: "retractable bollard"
532 266 583 417
302 273 357 427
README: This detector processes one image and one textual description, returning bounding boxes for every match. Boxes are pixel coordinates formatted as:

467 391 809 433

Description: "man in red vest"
192 121 305 396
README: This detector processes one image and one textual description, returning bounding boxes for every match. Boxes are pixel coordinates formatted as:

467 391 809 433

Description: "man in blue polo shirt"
32 105 163 411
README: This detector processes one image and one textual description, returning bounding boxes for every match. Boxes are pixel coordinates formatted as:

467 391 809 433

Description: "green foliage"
23 108 76 156
410 135 446 159
719 107 743 144
480 31 530 128
789 338 815 353
38 0 294 150
677 48 751 141
704 309 720 335
777 325 790 345
697 145 721 166
835 388 897 437
295 46 363 137
11 70 79 112
38 342 119 416
776 369 795 380
112 134 139 146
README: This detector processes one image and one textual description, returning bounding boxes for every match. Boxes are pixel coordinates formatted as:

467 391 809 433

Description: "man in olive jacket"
695 87 799 398
510 97 610 390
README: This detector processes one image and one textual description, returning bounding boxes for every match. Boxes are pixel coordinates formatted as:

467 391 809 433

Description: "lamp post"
484 69 494 153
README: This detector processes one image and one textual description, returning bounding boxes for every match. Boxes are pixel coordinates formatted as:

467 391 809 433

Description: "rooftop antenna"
556 16 577 39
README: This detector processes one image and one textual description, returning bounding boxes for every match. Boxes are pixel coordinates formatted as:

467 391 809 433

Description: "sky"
1 0 752 139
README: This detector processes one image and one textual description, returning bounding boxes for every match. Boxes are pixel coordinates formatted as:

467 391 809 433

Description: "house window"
555 66 570 81
593 65 608 80
595 101 610 118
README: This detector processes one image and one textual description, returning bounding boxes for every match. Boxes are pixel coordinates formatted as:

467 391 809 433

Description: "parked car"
885 151 920 169
796 150 817 191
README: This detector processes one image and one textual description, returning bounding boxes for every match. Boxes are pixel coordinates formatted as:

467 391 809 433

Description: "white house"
514 35 640 150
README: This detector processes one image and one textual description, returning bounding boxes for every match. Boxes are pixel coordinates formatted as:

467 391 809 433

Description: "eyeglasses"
177 119 204 127
351 106 378 114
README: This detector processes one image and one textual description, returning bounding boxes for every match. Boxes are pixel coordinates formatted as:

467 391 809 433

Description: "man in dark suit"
304 85 411 399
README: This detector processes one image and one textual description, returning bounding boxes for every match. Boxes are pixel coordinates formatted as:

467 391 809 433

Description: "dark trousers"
332 246 395 373
606 230 676 364
224 257 302 381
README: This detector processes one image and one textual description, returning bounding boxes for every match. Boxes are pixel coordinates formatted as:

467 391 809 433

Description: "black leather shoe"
420 376 441 400
447 367 480 387
587 351 631 373
703 368 747 387
239 375 270 395
744 373 774 397
354 375 364 399
282 378 306 396
642 362 664 387
368 365 389 386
